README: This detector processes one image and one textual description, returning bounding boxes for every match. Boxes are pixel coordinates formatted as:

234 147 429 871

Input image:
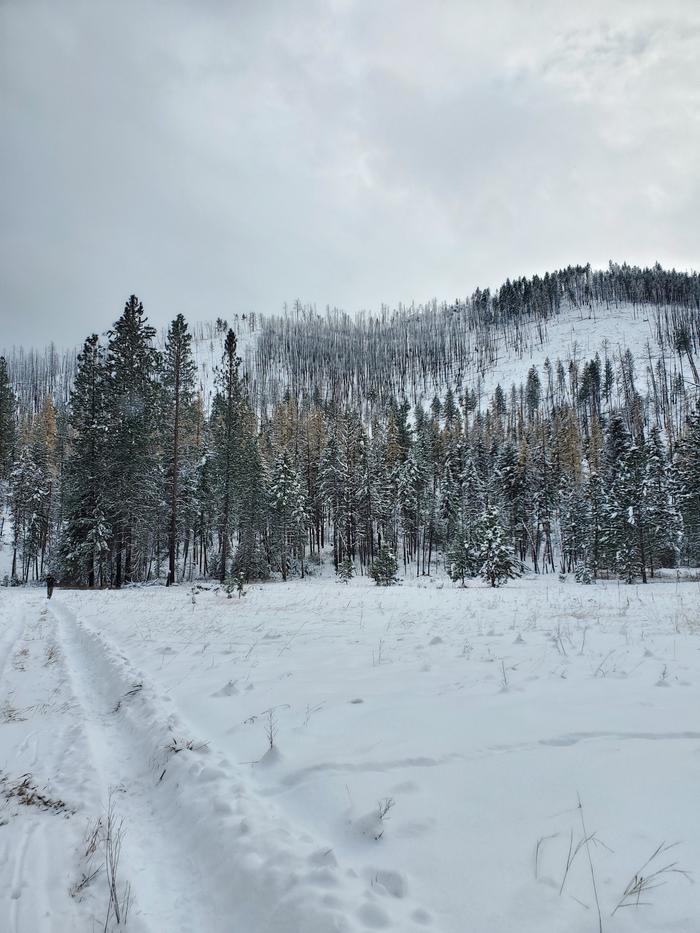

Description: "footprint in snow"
308 848 338 868
365 866 407 898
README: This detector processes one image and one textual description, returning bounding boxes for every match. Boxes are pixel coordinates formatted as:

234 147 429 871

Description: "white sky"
1 0 698 347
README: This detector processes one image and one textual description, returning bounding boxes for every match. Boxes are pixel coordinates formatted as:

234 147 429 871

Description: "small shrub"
574 561 594 585
337 556 355 583
370 548 398 587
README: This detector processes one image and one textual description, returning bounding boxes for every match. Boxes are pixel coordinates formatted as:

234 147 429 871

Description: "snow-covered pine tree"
644 426 682 574
337 554 355 582
9 446 49 582
210 329 242 582
319 430 343 569
439 457 460 547
494 440 526 562
233 420 269 582
478 505 521 588
584 468 605 578
526 366 541 422
338 412 363 566
299 406 327 562
673 404 700 565
574 561 594 584
601 418 649 583
163 314 198 585
447 527 479 585
528 434 558 573
558 474 589 574
60 335 110 585
397 448 425 573
24 394 60 576
370 546 398 586
269 450 309 580
355 427 382 570
105 296 162 586
459 454 484 545
319 413 363 570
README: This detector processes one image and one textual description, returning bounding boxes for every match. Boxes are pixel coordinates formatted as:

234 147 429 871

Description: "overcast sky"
1 0 698 348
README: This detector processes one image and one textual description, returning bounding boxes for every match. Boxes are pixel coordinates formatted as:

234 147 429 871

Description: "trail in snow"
13 597 435 932
51 599 236 933
0 597 84 933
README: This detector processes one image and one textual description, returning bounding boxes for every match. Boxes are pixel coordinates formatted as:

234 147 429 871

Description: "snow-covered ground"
1 575 699 932
471 301 664 403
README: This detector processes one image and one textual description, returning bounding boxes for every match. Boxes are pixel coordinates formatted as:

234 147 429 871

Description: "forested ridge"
0 261 699 588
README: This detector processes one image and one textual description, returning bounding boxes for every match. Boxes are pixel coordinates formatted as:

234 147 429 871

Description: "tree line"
0 267 698 588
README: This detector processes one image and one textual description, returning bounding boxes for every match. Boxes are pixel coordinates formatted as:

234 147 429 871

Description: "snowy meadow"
1 575 698 932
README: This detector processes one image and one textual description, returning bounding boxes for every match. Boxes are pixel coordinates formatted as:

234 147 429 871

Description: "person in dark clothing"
46 574 56 599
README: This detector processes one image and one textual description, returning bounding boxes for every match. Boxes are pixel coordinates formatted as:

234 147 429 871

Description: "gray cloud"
1 0 698 348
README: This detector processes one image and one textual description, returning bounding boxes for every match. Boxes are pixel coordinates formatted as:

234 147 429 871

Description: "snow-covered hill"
469 301 660 398
169 298 697 415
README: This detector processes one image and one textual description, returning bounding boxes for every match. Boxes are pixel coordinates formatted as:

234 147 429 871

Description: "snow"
471 301 661 401
177 301 671 410
1 574 699 931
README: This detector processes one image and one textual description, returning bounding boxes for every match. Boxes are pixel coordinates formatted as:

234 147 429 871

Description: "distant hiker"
46 574 56 599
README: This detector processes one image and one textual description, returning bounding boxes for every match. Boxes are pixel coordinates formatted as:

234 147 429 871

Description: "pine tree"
459 455 484 544
559 476 589 573
337 555 355 582
526 366 541 421
447 528 479 585
27 394 60 575
163 314 197 585
60 335 109 585
105 297 162 586
233 421 269 582
478 506 521 587
210 329 242 582
602 426 649 583
370 546 398 586
494 441 526 559
574 561 593 584
644 426 681 573
356 427 388 569
584 469 606 578
674 404 700 565
269 451 309 580
439 457 460 544
319 414 362 569
397 449 425 571
10 446 49 582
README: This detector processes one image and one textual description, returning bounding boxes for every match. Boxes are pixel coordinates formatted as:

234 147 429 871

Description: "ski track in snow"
0 597 82 933
1 594 436 932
